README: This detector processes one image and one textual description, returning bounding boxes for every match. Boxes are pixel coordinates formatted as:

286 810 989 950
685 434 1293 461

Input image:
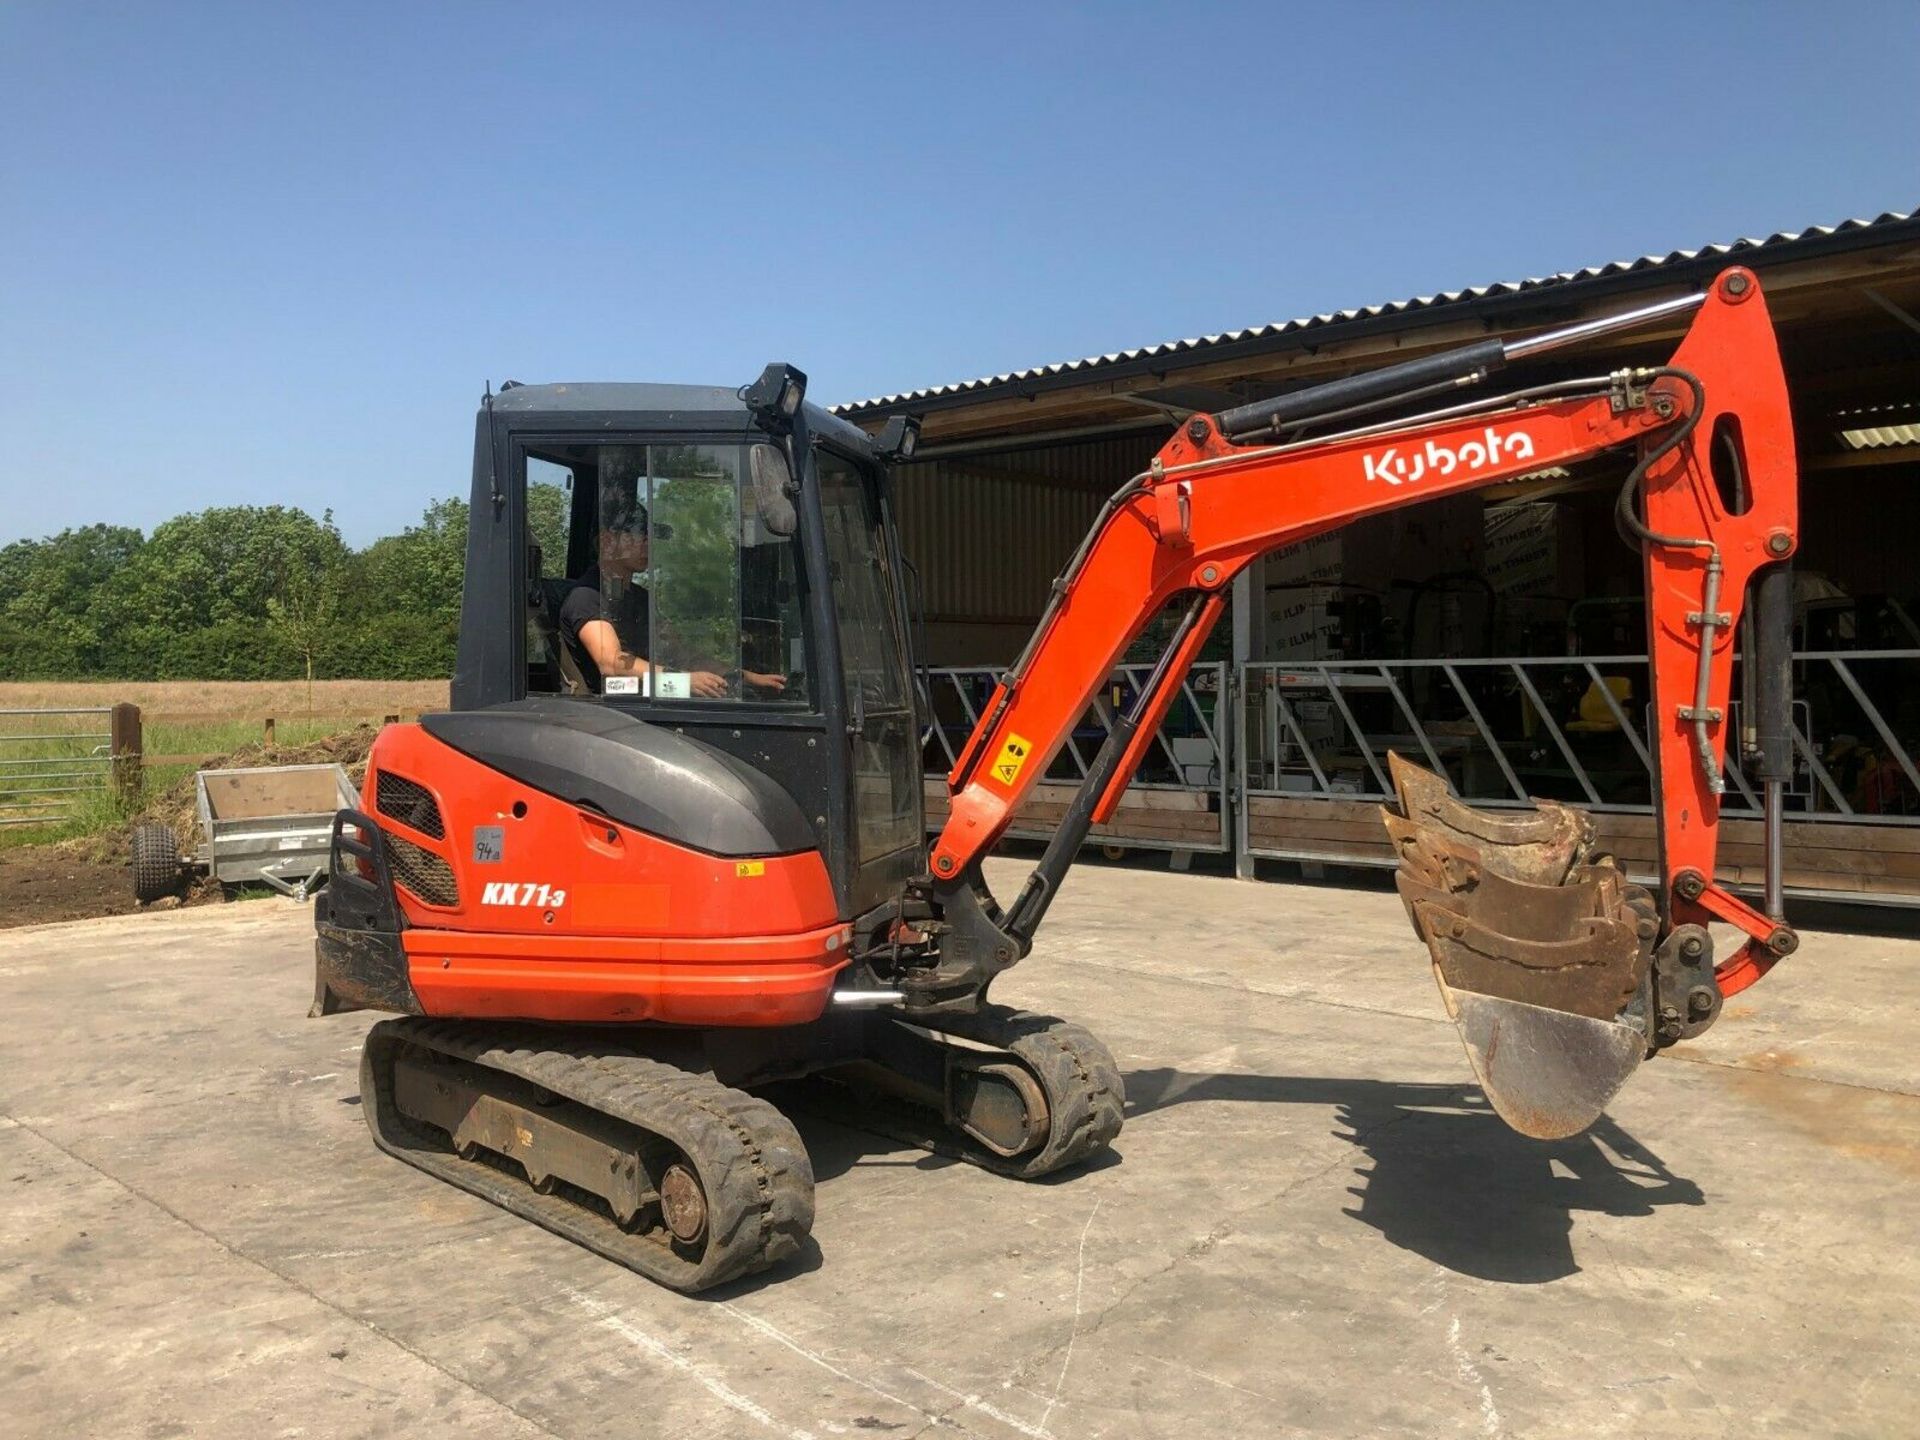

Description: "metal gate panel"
0 708 114 828
1234 650 1920 905
923 662 1231 854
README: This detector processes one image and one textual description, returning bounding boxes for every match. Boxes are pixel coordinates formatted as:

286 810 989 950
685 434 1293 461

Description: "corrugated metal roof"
833 209 1918 417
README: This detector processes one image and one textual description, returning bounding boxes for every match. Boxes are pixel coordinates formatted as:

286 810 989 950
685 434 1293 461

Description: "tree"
0 525 146 675
528 481 569 568
649 449 740 671
0 488 567 682
353 497 468 632
115 506 352 638
268 549 346 708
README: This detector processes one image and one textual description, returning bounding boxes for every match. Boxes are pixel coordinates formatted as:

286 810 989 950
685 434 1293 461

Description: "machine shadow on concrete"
1122 1069 1703 1284
341 1073 1692 1289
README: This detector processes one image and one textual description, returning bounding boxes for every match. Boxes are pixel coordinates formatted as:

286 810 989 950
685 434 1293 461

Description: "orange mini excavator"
314 268 1800 1291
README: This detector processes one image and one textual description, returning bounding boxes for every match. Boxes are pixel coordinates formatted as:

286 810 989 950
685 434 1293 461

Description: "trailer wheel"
131 824 185 904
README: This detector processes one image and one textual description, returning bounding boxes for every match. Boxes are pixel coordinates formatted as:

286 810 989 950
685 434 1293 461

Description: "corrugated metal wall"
892 432 1164 664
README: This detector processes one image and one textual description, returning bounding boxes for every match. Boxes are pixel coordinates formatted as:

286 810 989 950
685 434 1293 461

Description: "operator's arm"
575 618 645 678
577 619 729 699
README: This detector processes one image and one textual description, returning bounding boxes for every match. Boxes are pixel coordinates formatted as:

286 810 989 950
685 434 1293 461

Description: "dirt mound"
0 850 219 929
58 724 379 865
5 723 381 930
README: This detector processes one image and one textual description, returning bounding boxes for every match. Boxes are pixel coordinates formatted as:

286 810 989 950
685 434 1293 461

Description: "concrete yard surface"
2 859 1916 1438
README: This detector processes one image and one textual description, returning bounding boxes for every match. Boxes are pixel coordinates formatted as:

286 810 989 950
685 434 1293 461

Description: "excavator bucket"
1382 753 1654 1139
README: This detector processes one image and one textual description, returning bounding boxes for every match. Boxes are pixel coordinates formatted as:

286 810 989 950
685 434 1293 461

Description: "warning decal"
989 733 1034 788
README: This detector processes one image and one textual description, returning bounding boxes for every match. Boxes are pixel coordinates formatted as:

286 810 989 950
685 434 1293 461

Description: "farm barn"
838 211 1920 902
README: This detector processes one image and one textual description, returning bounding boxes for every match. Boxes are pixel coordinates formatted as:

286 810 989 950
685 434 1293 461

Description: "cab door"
814 447 925 910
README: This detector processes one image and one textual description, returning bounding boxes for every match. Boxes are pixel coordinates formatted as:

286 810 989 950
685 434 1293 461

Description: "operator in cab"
559 498 785 700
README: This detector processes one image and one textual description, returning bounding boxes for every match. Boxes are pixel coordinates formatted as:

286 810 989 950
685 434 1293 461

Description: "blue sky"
1 2 1915 546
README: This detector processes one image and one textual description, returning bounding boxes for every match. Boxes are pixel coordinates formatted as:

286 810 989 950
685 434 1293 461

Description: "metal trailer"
131 763 360 904
194 764 359 897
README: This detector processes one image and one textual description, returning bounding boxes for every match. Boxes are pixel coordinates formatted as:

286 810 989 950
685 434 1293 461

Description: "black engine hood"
420 699 816 858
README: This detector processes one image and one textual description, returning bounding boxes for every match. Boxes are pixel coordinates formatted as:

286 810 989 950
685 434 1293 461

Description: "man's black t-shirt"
558 566 651 693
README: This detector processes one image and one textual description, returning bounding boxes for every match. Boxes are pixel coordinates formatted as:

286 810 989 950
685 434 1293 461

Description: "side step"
1383 753 1656 1139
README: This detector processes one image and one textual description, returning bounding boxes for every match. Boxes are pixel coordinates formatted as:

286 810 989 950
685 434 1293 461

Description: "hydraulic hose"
1614 368 1710 551
1216 341 1507 441
1612 367 1726 793
1750 561 1796 920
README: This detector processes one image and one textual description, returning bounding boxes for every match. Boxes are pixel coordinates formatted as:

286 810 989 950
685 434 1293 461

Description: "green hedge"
0 503 466 681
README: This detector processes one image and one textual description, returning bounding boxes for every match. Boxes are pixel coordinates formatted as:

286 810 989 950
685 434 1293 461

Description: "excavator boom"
909 268 1798 1136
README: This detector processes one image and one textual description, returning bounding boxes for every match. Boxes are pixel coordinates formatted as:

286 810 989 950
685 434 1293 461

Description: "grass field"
0 680 446 847
0 679 449 715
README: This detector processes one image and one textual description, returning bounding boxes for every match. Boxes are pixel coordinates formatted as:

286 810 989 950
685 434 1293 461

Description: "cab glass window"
522 440 809 705
523 457 577 695
818 449 920 860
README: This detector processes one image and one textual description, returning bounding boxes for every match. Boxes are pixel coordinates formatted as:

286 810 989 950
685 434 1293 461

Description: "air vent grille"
376 771 445 840
387 833 459 908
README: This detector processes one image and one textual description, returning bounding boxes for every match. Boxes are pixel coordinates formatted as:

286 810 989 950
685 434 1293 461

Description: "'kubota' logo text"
1361 427 1537 487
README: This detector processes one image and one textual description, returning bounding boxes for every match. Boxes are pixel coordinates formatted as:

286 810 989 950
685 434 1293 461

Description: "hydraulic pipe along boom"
1002 593 1211 943
1216 290 1708 441
1751 562 1796 919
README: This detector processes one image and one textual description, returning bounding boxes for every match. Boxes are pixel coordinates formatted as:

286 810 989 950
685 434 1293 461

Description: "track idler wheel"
829 1008 1125 1179
1382 753 1654 1140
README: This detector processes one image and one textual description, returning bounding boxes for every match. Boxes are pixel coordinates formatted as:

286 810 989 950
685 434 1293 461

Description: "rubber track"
360 1018 813 1293
861 1006 1126 1179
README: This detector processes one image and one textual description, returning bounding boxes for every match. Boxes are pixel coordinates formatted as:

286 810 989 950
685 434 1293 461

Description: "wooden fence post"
111 703 143 805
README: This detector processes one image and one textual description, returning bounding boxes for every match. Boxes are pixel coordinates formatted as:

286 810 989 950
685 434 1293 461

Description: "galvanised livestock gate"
0 705 141 828
920 650 1920 906
921 662 1234 863
1236 649 1920 905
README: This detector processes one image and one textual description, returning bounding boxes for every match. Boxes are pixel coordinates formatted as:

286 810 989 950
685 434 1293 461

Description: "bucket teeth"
1381 752 1653 1138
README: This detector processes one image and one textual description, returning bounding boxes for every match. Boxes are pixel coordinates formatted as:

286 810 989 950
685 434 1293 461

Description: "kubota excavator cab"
451 373 917 900
312 366 951 1035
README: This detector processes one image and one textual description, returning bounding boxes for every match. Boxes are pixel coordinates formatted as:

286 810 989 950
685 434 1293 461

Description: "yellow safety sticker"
989 733 1034 788
735 861 766 878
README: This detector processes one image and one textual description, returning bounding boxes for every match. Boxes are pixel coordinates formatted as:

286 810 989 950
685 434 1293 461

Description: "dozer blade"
1383 754 1654 1140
